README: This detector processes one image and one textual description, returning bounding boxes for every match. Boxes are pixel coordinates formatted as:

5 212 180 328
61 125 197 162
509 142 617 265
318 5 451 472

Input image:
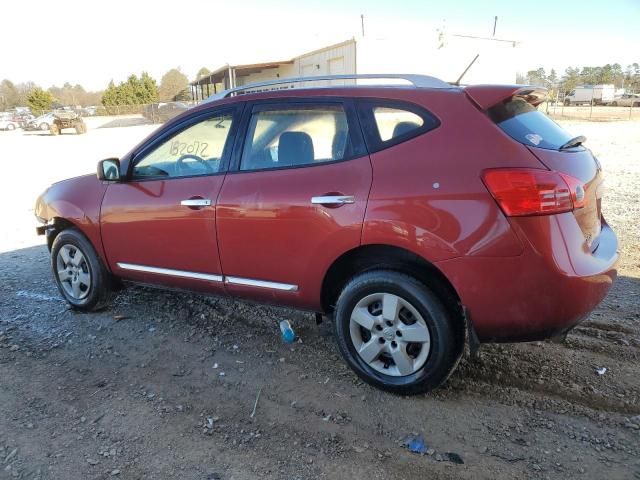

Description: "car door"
216 99 372 309
101 106 241 293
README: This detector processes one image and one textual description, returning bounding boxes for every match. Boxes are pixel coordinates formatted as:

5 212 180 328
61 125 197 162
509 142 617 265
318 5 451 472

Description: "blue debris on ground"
404 436 464 464
405 436 428 454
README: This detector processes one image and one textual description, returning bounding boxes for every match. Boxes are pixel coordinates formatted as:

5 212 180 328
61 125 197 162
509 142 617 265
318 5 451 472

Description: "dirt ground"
0 116 638 480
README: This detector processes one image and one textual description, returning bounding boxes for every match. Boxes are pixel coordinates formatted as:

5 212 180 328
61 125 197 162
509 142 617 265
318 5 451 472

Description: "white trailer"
564 85 615 105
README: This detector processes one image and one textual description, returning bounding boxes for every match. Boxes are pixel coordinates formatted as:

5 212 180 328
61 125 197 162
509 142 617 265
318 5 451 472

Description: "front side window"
240 105 352 171
133 112 234 179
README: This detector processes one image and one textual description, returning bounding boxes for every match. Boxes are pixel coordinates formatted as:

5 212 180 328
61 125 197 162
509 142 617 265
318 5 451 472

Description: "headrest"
278 131 314 166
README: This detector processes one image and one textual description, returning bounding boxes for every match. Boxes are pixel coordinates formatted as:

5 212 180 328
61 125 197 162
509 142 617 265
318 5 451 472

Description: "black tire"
51 228 112 311
334 270 458 394
611 101 618 107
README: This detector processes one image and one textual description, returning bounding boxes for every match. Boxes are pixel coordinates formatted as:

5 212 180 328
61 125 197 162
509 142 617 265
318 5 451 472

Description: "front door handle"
181 198 212 208
311 195 355 206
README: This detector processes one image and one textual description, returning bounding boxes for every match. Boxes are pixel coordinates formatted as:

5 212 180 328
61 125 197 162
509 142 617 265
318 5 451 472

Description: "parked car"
82 106 97 116
34 74 618 394
0 115 20 131
11 111 34 127
24 113 55 131
49 111 87 135
610 93 640 107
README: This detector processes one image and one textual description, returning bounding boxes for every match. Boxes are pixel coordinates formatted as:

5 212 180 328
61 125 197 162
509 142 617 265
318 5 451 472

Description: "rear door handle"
181 198 212 208
311 195 355 206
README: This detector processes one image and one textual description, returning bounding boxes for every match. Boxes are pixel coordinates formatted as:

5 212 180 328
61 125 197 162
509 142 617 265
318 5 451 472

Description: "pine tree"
101 74 159 106
27 88 56 115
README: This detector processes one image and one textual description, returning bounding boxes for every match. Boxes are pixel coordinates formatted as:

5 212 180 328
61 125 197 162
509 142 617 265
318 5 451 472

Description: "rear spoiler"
464 85 548 110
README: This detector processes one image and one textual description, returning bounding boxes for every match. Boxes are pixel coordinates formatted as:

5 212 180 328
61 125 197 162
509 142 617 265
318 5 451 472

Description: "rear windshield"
488 96 574 150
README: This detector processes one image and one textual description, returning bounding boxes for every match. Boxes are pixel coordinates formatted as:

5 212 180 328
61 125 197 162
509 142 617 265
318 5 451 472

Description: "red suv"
35 74 618 394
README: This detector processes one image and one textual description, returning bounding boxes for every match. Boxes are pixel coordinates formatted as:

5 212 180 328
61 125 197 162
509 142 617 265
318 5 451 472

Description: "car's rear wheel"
611 101 618 107
334 270 458 394
51 228 112 311
7 123 15 131
40 122 49 131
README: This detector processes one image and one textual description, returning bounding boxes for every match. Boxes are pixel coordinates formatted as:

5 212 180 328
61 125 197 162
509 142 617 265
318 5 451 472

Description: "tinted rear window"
488 97 574 150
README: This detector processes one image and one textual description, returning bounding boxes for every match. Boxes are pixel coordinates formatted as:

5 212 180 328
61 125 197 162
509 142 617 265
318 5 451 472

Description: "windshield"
488 96 576 150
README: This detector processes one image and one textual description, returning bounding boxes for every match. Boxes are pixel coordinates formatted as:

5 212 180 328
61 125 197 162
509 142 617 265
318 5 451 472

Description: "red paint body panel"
216 156 372 309
437 217 618 340
527 146 604 251
34 174 109 264
362 90 533 261
100 176 226 293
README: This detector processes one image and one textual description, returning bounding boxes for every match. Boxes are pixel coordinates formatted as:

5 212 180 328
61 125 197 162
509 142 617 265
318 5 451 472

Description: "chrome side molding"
225 276 299 292
117 263 223 282
116 263 298 292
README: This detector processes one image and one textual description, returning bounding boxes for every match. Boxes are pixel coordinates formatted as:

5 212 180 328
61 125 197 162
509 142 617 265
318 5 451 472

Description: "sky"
1 0 639 91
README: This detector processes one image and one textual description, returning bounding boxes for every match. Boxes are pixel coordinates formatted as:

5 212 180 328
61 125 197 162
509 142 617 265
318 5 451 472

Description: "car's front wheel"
51 228 112 311
334 270 458 394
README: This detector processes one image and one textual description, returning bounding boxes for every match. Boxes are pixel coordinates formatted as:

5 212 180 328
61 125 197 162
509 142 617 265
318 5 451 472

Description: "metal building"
190 32 519 100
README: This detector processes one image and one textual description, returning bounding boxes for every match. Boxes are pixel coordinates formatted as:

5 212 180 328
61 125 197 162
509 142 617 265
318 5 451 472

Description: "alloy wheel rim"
56 245 91 300
349 292 431 377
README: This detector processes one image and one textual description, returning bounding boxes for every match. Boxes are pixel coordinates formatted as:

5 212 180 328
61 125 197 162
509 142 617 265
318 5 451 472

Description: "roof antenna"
454 54 479 86
361 14 365 36
492 15 498 37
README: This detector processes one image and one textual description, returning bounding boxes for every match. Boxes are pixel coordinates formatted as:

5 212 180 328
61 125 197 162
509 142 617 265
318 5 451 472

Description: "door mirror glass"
98 158 121 181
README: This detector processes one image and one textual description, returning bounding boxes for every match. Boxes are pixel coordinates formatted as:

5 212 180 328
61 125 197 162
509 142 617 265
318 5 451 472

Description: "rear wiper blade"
559 135 586 150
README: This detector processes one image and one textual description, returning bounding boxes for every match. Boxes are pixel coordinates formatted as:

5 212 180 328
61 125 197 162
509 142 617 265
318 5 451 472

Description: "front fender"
35 174 109 265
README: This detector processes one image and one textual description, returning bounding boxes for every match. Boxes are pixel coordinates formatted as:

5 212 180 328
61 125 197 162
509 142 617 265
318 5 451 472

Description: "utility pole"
361 14 365 36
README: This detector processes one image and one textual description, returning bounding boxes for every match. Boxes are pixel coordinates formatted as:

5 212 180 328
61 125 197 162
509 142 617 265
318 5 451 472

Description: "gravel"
0 117 638 479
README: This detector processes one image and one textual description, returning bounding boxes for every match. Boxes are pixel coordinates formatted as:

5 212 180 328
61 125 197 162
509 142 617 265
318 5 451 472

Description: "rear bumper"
436 214 618 342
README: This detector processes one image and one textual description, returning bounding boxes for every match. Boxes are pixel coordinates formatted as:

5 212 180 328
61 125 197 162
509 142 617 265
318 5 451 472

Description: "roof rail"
204 73 451 102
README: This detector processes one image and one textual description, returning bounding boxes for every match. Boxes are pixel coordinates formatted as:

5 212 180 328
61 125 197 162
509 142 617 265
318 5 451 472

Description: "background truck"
50 111 87 135
564 84 615 105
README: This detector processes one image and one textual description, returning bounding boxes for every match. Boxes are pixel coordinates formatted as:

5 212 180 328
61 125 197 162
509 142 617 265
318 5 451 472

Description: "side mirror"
97 158 121 181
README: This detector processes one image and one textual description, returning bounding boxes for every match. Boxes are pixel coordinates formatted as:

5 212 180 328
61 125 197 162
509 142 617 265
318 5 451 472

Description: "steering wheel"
175 154 214 175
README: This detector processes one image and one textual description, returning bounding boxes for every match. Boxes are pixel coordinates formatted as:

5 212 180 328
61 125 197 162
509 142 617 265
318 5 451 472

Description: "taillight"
482 168 585 216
